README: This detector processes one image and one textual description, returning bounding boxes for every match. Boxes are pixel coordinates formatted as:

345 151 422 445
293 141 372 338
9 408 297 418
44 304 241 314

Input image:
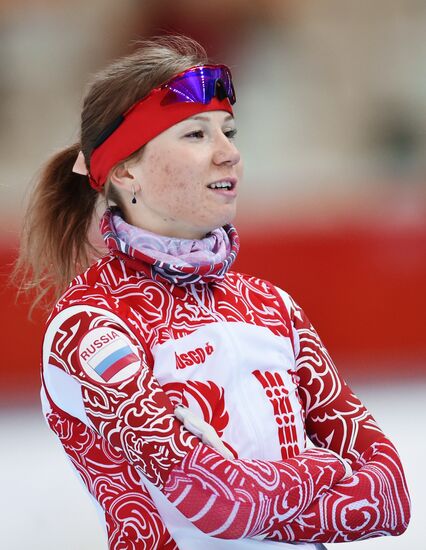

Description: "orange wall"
2 221 424 405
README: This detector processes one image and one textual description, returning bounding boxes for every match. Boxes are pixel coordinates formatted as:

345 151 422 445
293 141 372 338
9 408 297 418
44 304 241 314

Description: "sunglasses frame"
160 64 236 106
93 64 235 150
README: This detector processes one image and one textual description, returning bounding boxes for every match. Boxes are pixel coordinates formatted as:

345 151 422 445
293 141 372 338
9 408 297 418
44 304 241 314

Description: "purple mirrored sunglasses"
160 64 236 106
93 65 236 152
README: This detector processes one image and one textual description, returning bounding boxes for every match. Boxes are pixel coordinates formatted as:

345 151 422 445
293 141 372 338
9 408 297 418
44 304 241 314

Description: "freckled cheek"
154 178 198 216
144 156 205 214
152 160 193 186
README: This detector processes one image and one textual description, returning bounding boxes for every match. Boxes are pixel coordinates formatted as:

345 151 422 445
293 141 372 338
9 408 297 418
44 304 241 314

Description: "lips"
207 178 237 191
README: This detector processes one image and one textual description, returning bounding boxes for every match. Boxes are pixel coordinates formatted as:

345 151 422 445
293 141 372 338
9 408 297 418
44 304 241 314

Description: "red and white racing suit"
41 210 410 549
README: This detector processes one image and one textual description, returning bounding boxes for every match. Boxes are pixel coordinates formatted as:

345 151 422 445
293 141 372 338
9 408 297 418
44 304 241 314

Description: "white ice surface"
0 380 424 550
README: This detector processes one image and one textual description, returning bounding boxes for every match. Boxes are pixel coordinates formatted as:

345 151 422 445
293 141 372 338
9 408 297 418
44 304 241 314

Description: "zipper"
190 284 223 322
189 283 266 457
238 370 266 458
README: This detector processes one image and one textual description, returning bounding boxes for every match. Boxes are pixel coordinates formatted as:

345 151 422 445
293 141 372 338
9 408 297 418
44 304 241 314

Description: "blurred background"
1 0 425 548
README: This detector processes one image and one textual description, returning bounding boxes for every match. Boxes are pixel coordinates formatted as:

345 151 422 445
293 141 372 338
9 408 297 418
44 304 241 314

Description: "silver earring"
131 185 137 204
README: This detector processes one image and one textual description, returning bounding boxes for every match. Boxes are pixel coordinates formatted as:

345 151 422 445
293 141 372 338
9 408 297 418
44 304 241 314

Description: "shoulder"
223 270 298 321
225 271 306 325
46 255 138 332
225 269 275 290
73 254 147 291
52 253 154 312
225 270 294 305
43 271 147 379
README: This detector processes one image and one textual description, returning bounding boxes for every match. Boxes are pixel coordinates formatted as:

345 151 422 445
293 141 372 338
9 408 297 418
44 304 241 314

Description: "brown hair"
14 36 208 312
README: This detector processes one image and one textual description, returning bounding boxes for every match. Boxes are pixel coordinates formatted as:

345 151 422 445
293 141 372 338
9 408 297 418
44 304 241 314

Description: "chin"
198 206 237 236
220 205 237 226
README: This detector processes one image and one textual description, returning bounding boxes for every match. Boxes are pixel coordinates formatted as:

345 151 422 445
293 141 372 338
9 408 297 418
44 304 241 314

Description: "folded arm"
267 291 411 542
44 297 347 539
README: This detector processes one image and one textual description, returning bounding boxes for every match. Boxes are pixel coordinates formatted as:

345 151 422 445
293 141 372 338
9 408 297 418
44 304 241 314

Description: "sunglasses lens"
162 66 235 105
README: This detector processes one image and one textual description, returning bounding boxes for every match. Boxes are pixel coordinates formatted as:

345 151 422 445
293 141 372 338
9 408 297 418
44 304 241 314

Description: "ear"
109 163 135 191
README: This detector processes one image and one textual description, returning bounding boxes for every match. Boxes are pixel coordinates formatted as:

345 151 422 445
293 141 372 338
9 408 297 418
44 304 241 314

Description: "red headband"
84 89 233 191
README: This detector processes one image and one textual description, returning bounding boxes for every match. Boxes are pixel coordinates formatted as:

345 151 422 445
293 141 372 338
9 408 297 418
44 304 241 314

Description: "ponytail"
14 144 99 312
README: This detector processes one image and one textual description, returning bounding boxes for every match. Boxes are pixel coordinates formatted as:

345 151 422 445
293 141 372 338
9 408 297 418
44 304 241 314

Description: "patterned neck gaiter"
100 207 239 286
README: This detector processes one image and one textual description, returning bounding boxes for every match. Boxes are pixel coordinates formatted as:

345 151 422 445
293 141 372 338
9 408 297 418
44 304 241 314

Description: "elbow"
387 478 411 537
368 437 412 537
392 498 411 537
394 464 412 536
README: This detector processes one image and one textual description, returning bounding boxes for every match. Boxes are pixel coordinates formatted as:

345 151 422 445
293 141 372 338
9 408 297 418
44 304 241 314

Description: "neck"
121 209 208 240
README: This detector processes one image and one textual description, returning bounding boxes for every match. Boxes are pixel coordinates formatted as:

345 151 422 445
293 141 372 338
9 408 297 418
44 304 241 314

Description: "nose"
212 132 241 167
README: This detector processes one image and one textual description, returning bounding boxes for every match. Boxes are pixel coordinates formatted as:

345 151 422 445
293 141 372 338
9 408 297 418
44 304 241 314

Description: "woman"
17 36 410 549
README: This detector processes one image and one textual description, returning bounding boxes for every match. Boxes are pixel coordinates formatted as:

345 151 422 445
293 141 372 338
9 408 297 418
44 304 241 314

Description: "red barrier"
2 223 425 404
235 223 425 375
1 249 46 405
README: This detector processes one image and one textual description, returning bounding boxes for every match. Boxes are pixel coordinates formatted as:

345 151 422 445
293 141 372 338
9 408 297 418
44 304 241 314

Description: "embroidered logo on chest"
175 342 214 369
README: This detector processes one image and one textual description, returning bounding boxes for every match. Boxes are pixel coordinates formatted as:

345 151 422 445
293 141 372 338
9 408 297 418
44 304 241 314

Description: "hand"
323 448 353 479
174 405 234 460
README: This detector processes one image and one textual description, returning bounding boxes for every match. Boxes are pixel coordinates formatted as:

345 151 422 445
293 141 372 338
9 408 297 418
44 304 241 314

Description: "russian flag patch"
78 327 141 384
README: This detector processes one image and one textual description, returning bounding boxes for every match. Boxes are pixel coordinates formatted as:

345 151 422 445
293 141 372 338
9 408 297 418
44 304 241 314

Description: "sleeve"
43 300 349 539
266 290 411 543
45 408 179 550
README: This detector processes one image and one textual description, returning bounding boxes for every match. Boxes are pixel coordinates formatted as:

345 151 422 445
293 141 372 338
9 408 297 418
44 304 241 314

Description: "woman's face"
120 110 242 239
